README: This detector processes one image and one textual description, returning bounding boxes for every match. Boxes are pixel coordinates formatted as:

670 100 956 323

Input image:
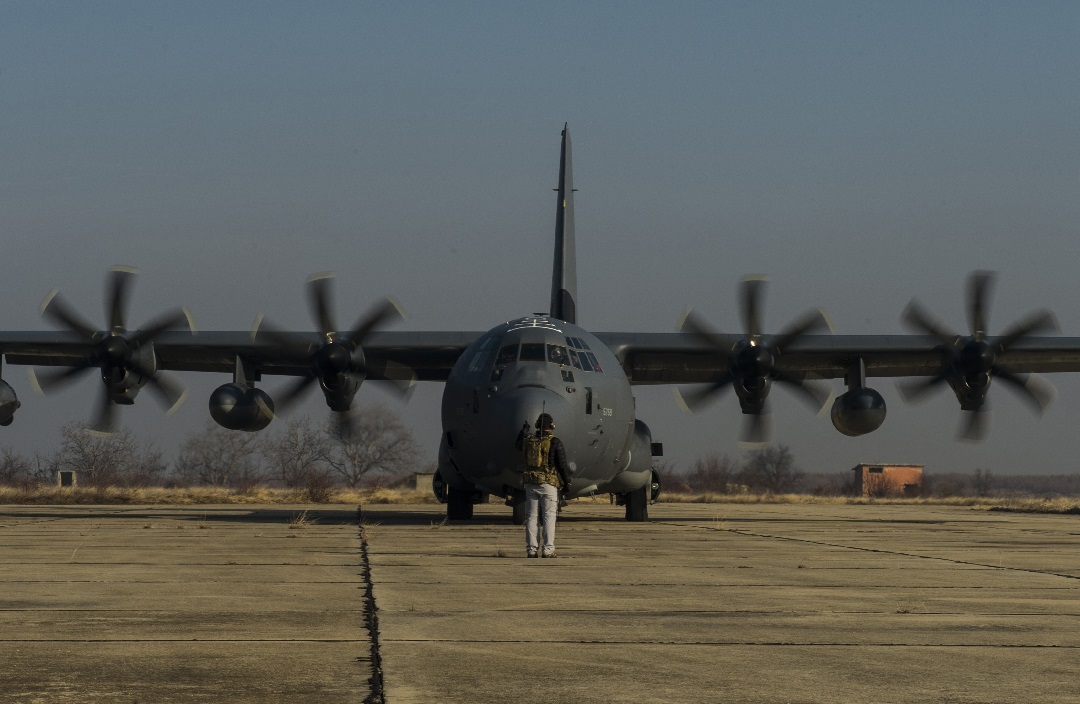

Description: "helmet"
535 413 555 432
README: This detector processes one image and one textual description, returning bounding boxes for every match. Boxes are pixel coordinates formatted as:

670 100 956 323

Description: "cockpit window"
569 350 582 369
520 342 546 362
466 335 502 372
577 350 593 372
547 344 569 366
586 352 603 373
496 344 518 365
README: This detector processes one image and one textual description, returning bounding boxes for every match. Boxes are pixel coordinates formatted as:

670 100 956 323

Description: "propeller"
899 270 1058 441
674 276 833 443
254 273 414 434
31 266 193 435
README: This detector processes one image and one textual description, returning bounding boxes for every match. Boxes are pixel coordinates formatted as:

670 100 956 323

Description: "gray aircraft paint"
438 315 651 502
549 124 577 325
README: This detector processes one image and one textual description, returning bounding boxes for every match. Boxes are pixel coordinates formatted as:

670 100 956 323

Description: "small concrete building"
852 464 923 497
409 472 435 492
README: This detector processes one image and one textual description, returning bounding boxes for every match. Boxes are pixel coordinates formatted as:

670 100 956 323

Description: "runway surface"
2 501 1079 702
0 505 369 703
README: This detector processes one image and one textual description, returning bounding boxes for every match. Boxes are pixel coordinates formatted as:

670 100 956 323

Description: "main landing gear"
435 469 484 521
447 487 474 520
623 485 649 522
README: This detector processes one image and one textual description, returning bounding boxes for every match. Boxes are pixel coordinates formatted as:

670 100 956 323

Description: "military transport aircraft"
2 124 1078 522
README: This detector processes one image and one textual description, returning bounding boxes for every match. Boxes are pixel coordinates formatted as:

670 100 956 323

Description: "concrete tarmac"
362 501 1080 704
3 501 1079 703
0 505 371 703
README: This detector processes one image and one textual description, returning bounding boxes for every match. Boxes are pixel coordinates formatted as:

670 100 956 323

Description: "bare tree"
973 468 994 497
323 404 420 488
174 421 266 488
263 416 335 497
53 422 167 487
684 453 738 493
0 447 34 487
740 444 803 494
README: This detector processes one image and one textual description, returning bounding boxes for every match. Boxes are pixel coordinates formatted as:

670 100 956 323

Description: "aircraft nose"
499 387 572 432
491 387 575 461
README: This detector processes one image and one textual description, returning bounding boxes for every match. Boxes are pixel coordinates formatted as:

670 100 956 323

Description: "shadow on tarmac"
0 506 360 525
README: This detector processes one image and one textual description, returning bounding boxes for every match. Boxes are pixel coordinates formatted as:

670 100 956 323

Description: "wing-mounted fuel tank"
0 378 20 426
830 359 886 436
209 383 275 431
830 387 886 436
209 357 275 432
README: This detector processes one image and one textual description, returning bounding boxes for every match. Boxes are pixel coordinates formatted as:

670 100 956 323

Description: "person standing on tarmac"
516 413 570 558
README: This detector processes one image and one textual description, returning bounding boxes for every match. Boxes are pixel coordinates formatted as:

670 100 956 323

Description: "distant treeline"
0 405 421 501
658 450 1080 498
8 426 1080 500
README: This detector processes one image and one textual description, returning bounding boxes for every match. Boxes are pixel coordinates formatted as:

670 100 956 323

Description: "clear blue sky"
3 2 1080 475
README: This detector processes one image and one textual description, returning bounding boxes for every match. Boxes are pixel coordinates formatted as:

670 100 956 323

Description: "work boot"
526 550 538 558
542 550 557 558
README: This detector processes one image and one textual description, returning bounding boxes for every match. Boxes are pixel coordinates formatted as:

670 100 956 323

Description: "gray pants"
524 482 558 554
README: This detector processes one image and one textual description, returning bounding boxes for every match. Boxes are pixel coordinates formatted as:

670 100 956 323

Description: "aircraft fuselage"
438 316 654 503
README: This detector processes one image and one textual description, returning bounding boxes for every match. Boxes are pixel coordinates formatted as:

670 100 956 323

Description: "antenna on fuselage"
549 123 578 324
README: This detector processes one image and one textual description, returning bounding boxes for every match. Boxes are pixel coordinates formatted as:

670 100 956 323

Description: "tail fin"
550 123 577 323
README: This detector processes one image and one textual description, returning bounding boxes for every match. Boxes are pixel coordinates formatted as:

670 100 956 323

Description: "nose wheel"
509 489 528 525
447 487 474 520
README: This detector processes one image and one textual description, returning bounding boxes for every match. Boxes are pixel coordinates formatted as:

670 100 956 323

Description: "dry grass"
1 484 1078 514
658 492 1080 514
288 510 317 529
987 496 1080 515
658 492 1010 506
0 485 437 506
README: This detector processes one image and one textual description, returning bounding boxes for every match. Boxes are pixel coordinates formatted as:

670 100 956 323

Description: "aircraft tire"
447 487 474 520
510 489 528 525
624 485 649 522
650 469 662 503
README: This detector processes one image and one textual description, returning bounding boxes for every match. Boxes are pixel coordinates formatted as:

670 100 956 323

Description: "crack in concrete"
0 638 371 643
358 507 385 704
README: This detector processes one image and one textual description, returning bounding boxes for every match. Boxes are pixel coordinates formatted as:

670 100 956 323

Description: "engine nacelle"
0 380 20 426
209 384 275 432
831 387 886 436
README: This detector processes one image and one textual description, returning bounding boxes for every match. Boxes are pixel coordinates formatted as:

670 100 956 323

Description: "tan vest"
522 434 562 488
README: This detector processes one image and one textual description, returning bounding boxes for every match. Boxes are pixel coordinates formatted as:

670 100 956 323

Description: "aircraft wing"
596 333 1080 384
9 329 1080 385
0 330 482 383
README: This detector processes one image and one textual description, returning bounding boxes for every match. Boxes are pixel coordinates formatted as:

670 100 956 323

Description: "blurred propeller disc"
899 270 1058 439
254 273 414 416
34 266 193 434
675 276 832 443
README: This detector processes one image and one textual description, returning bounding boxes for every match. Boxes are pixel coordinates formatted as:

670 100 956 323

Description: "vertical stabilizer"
550 123 578 323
